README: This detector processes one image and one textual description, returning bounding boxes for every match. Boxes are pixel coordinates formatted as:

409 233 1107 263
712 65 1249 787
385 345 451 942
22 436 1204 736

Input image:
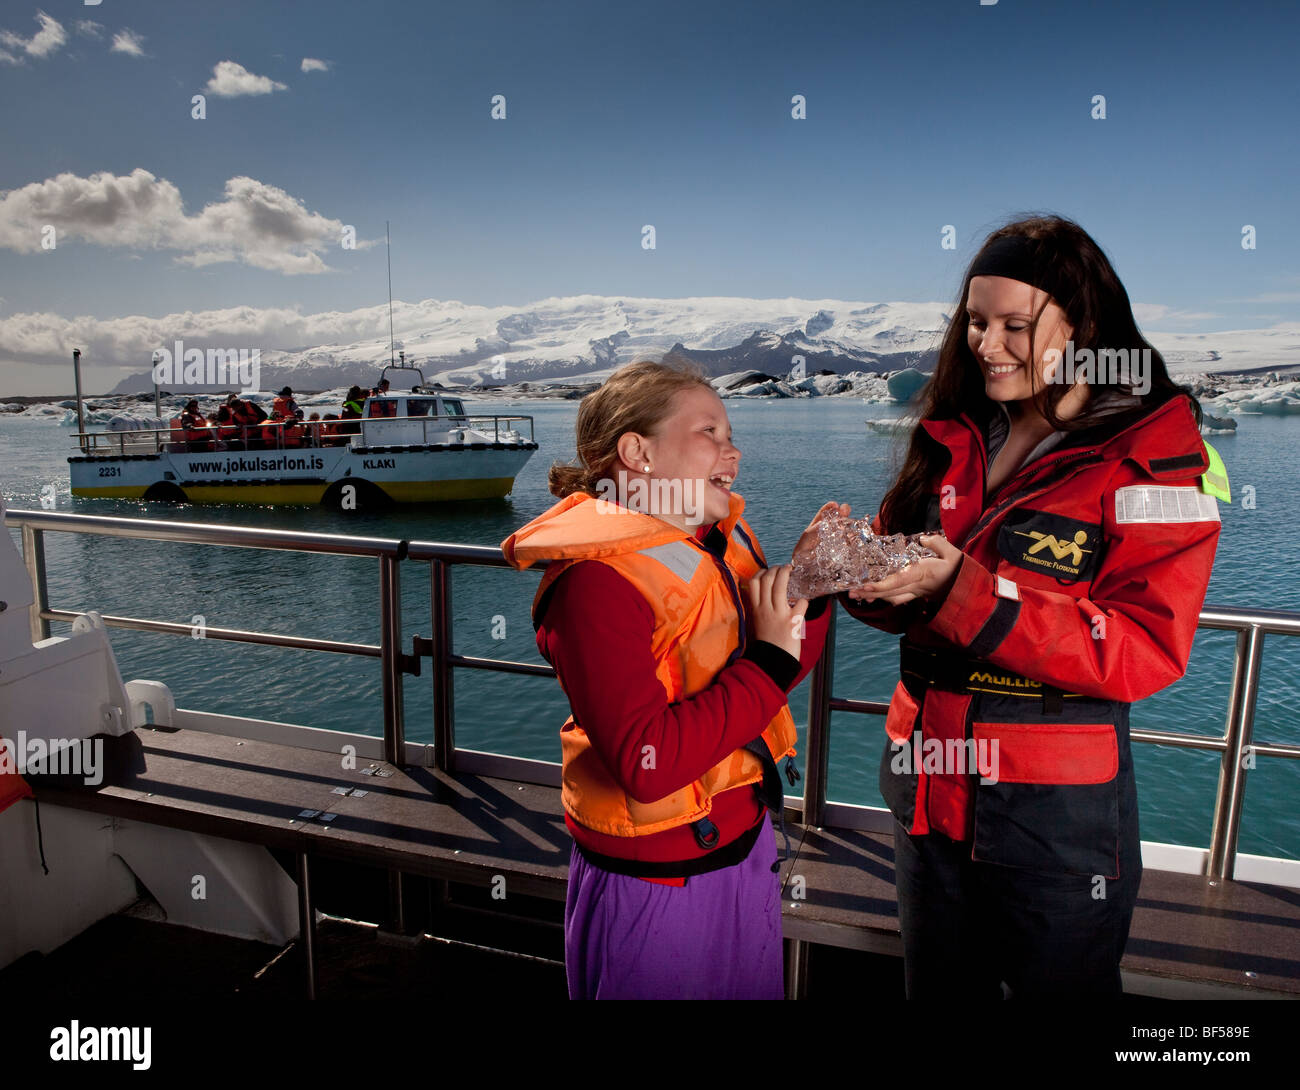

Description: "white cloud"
205 60 287 97
110 29 146 57
75 20 103 39
0 168 356 274
0 10 67 63
1132 303 1220 325
0 302 401 369
301 57 330 73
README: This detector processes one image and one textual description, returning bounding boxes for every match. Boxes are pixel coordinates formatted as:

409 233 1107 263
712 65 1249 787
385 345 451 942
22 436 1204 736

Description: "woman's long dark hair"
880 215 1200 532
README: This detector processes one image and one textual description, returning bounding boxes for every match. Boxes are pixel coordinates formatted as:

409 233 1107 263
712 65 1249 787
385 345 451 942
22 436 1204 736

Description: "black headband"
968 235 1069 306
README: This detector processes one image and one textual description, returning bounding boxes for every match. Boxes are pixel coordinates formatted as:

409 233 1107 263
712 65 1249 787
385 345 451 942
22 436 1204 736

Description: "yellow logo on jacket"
1012 528 1091 573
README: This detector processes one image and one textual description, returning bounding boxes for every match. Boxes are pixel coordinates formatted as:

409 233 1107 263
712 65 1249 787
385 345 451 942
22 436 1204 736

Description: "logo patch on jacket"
997 509 1102 583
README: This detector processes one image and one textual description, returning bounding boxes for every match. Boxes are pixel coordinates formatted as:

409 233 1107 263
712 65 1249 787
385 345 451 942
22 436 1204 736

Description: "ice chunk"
788 510 939 600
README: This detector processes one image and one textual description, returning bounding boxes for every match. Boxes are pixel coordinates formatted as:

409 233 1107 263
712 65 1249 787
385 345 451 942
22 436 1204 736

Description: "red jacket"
844 393 1221 878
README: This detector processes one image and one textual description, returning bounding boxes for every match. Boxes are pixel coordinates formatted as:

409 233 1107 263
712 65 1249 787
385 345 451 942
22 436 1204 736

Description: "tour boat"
66 370 537 509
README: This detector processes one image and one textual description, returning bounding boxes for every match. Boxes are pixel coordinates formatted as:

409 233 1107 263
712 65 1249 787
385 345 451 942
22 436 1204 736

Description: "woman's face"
632 385 740 527
966 275 1074 410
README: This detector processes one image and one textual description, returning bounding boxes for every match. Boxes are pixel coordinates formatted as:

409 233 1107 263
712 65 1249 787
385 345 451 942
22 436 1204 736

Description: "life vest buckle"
690 817 720 850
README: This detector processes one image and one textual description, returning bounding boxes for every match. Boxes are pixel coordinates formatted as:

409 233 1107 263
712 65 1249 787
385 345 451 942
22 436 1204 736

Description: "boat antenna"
386 220 395 367
72 349 86 441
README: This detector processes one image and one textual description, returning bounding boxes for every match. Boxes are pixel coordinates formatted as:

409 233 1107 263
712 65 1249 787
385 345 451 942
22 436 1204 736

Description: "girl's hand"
791 501 852 567
748 564 809 659
845 534 963 605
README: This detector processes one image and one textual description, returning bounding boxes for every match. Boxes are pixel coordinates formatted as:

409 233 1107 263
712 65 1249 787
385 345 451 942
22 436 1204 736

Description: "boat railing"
5 507 1298 881
357 414 535 446
74 415 535 457
74 421 346 455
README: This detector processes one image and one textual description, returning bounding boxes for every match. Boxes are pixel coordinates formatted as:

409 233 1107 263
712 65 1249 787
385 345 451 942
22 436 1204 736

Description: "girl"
842 216 1223 998
502 360 840 1000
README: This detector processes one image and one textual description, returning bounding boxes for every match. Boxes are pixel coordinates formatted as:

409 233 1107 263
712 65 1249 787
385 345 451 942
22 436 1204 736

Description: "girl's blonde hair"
548 359 715 498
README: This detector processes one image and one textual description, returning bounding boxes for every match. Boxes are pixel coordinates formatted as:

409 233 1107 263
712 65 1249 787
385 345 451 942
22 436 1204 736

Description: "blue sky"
0 0 1297 392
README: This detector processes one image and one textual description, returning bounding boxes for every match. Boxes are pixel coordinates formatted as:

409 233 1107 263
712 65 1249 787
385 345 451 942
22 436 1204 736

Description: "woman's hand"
791 501 852 567
845 534 963 605
748 564 809 659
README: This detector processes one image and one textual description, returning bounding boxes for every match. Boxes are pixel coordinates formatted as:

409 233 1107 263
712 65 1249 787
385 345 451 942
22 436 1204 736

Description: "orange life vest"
502 490 797 838
182 413 210 443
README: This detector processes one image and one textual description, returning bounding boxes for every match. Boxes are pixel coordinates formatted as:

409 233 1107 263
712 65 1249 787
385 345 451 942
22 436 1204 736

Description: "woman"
502 360 840 999
842 216 1223 998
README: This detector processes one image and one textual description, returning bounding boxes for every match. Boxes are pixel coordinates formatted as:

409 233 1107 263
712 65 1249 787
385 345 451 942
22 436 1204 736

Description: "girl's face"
966 275 1074 412
632 385 740 528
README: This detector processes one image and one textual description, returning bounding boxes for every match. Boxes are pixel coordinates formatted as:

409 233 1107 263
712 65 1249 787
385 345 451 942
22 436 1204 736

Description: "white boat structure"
67 366 537 509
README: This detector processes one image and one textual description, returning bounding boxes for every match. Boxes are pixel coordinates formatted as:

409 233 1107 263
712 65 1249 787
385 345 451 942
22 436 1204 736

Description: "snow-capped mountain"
104 296 951 393
101 294 1298 394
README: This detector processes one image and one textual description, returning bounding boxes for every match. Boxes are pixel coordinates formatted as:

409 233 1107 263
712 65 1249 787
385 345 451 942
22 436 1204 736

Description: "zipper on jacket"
961 448 1103 550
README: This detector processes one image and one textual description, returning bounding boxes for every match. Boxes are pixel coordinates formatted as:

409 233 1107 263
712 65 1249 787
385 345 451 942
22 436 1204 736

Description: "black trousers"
892 816 1142 999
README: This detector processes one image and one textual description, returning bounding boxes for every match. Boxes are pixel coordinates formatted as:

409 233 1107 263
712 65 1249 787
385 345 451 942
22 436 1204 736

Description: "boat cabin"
360 392 476 447
365 393 469 421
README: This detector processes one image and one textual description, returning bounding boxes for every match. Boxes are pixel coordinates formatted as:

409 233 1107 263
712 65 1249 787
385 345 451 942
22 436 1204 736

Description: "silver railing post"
801 608 836 827
379 554 405 767
429 559 455 771
20 525 50 643
1208 625 1265 881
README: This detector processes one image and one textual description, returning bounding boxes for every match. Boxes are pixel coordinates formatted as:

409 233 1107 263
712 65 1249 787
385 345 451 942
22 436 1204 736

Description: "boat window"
443 399 466 417
407 399 431 417
367 399 398 418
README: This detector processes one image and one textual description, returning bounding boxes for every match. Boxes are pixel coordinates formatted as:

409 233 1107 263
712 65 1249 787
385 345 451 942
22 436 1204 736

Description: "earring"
643 464 651 472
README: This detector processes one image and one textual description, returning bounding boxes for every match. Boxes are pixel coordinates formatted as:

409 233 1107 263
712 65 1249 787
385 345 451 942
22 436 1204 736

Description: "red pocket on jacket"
884 680 920 743
971 722 1118 785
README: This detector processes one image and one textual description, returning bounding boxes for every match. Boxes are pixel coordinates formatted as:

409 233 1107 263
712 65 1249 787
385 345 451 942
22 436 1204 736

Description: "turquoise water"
2 401 1297 860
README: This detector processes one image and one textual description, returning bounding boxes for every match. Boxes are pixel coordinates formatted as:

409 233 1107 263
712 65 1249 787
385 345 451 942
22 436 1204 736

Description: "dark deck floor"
14 725 1300 1000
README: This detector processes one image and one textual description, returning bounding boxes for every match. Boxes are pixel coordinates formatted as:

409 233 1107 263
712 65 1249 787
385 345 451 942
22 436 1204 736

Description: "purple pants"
564 815 784 1000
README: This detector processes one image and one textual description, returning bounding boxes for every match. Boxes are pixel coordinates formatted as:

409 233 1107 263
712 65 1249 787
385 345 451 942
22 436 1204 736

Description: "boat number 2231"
98 466 122 477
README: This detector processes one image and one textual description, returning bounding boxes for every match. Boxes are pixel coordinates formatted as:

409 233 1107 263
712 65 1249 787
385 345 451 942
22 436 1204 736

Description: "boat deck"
17 725 1300 1000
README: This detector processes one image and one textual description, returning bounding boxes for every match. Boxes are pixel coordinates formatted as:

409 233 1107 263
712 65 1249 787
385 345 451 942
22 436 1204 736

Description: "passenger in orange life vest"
180 399 212 451
228 394 266 447
281 410 306 448
212 405 243 448
272 386 299 419
841 216 1222 999
263 410 285 448
502 360 842 1000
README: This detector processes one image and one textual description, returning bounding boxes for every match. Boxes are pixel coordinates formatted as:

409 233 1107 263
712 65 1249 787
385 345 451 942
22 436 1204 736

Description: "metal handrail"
72 413 537 457
6 509 408 765
357 414 535 447
5 508 1298 880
